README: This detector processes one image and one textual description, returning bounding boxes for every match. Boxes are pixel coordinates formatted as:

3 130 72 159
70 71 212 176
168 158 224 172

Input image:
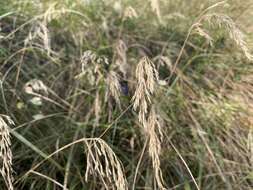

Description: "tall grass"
0 0 253 189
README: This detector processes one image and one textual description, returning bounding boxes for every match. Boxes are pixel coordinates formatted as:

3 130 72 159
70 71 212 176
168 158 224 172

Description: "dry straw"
0 115 14 190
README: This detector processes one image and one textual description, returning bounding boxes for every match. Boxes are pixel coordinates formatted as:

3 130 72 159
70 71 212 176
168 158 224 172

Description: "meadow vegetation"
0 0 253 189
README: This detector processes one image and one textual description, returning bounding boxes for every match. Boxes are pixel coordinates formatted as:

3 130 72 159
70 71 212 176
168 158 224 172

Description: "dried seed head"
132 56 159 124
25 22 51 55
106 71 121 106
144 107 165 189
76 50 108 85
81 51 108 70
132 57 166 189
194 23 213 46
43 3 66 23
85 138 128 190
0 115 14 190
115 40 129 79
203 13 253 60
80 50 97 68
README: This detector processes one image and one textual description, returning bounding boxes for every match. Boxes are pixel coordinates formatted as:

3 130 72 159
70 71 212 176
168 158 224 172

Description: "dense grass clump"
0 0 253 189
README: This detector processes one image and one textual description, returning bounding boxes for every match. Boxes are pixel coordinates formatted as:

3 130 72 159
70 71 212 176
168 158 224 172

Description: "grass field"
0 0 253 189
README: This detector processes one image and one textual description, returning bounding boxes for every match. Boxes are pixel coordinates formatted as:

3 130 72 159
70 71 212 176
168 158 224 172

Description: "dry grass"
85 138 128 190
0 115 14 190
132 56 159 124
132 56 166 189
106 71 121 106
203 13 253 60
146 107 165 189
0 0 253 189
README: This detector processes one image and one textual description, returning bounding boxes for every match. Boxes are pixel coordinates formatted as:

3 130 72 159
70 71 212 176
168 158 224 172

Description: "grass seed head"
0 115 14 190
132 56 159 124
146 107 166 190
85 139 128 190
203 13 253 60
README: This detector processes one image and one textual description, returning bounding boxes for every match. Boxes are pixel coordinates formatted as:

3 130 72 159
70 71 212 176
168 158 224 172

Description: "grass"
0 0 253 189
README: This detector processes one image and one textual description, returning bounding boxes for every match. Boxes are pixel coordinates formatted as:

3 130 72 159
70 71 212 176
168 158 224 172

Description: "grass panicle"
0 115 14 190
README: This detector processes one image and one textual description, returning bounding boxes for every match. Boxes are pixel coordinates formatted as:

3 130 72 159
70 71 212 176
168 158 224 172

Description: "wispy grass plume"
85 138 128 190
132 56 158 124
0 115 14 190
